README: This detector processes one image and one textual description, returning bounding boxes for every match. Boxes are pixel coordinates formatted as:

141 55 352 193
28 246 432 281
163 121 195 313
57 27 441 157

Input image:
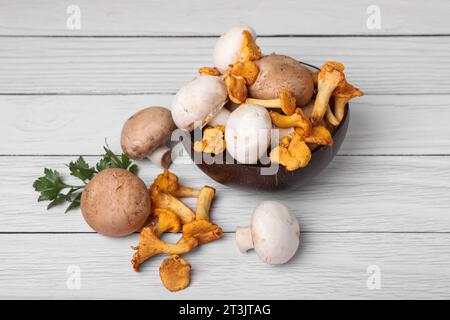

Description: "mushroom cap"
213 26 256 73
171 75 228 131
251 201 300 264
121 107 176 160
225 104 272 164
249 54 314 106
80 168 151 237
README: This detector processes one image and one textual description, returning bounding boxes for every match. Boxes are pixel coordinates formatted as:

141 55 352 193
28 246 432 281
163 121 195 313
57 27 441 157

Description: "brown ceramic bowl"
181 62 349 191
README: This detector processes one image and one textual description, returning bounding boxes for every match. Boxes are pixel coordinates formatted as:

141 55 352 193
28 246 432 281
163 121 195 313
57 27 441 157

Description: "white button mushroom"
225 104 272 164
121 106 176 168
236 201 300 265
171 75 229 131
213 26 256 73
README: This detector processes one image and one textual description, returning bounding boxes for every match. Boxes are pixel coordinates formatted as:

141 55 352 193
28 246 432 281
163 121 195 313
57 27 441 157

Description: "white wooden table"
1 0 450 299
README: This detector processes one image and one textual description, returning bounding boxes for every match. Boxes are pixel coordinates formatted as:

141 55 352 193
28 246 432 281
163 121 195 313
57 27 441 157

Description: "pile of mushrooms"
170 26 363 171
131 169 222 292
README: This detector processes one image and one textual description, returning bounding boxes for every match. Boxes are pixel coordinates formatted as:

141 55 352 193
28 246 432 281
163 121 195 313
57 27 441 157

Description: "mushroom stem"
312 86 335 125
196 186 216 221
334 97 348 122
245 90 296 116
148 145 172 169
326 104 340 126
245 97 282 108
236 227 254 253
150 186 196 224
209 108 230 127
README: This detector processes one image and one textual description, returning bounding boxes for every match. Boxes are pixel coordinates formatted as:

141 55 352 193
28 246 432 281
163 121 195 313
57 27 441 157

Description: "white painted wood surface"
0 1 449 299
2 233 450 299
1 37 450 94
0 0 449 36
2 94 450 155
1 156 450 233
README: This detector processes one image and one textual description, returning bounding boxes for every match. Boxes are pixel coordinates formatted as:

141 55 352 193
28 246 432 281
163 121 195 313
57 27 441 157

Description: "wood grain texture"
0 0 448 36
1 37 450 94
1 94 449 156
3 155 450 233
1 233 450 299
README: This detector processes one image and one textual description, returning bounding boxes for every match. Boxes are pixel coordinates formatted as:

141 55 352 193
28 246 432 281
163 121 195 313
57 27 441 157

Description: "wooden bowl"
181 63 350 191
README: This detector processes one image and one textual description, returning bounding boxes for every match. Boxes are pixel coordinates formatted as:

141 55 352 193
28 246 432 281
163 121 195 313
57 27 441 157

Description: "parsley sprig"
33 146 138 213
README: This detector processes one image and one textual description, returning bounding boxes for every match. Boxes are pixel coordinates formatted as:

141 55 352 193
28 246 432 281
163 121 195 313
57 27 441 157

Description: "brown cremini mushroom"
194 125 226 155
159 255 192 292
121 107 176 168
150 185 195 224
249 54 314 106
131 224 198 271
153 170 200 198
246 89 297 116
81 168 150 237
311 61 346 125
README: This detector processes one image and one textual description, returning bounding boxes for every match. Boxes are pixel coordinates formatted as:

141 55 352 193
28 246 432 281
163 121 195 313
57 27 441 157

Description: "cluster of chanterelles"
170 26 363 171
131 169 221 291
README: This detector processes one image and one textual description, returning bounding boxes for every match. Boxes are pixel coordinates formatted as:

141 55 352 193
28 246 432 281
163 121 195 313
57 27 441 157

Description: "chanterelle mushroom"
194 125 226 155
150 185 195 224
171 75 229 131
333 82 364 123
159 255 192 292
153 169 200 198
154 208 181 236
297 125 334 146
311 61 346 125
270 108 312 136
246 89 297 116
213 26 257 73
179 186 222 245
236 201 300 265
131 224 198 271
227 60 259 86
269 132 312 171
225 74 248 104
225 104 272 164
121 107 176 168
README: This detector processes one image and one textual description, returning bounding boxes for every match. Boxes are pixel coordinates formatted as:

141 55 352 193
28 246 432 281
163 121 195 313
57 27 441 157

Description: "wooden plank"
1 37 449 94
0 0 448 36
1 94 449 156
1 233 449 299
2 155 450 233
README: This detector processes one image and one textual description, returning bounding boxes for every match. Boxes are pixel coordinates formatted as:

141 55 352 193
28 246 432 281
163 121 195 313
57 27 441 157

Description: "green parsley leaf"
33 145 140 212
68 156 96 182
